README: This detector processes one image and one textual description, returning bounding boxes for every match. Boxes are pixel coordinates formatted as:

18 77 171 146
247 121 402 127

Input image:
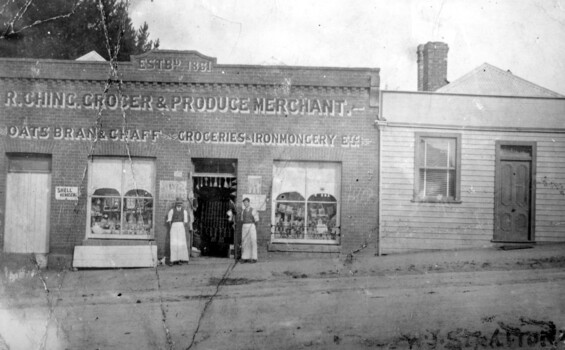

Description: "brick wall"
417 42 449 92
0 54 380 260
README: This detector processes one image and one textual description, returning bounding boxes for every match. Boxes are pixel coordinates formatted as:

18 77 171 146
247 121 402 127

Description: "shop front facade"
0 50 380 267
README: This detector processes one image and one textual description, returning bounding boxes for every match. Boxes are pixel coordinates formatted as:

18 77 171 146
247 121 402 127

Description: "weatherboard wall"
380 91 565 253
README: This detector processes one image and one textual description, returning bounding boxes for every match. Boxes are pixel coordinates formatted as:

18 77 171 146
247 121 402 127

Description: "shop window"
414 133 461 202
272 162 341 244
87 158 155 238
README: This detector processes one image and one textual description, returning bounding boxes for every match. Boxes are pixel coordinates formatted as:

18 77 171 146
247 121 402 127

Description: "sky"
129 0 565 95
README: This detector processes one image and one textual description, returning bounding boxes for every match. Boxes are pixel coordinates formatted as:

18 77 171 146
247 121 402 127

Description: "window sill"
271 238 339 245
87 234 153 240
268 242 340 253
411 199 462 204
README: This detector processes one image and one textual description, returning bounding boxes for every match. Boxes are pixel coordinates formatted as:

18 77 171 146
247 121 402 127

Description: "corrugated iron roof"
436 63 563 97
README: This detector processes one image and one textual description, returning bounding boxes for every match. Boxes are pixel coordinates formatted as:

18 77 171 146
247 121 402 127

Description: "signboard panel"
55 186 78 200
159 180 187 201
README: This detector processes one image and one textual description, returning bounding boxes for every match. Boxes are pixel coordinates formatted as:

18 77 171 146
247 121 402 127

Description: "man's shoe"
251 259 257 264
240 259 248 263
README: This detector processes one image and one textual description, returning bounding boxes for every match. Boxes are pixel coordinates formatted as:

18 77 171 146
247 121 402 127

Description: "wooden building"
377 43 565 253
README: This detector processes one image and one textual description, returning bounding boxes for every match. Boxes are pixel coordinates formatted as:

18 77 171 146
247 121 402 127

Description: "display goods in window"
88 158 156 238
272 162 341 243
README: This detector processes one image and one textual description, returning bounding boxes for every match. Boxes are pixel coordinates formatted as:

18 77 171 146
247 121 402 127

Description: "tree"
0 0 158 61
135 21 159 54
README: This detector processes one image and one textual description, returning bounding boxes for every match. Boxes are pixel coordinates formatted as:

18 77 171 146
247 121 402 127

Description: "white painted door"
4 172 51 253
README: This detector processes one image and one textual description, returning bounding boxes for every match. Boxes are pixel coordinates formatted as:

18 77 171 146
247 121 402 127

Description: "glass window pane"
429 169 447 197
425 139 449 168
93 188 120 196
88 158 155 237
447 139 456 168
123 197 153 235
124 189 152 197
420 169 454 199
276 192 304 201
448 169 456 199
307 193 337 202
305 163 340 199
417 136 458 201
418 139 427 167
89 159 122 195
272 162 340 243
500 145 532 158
273 162 306 198
307 194 338 240
273 201 305 239
90 197 122 235
123 160 155 194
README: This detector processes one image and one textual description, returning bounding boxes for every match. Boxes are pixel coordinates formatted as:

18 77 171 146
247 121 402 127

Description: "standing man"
166 197 190 265
240 197 259 263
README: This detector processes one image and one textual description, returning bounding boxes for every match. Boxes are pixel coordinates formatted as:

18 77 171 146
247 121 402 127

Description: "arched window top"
276 191 304 201
307 193 337 202
93 188 120 196
124 189 152 197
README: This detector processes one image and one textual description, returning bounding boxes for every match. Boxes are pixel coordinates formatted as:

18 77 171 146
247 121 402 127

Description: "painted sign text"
4 90 352 117
7 125 371 148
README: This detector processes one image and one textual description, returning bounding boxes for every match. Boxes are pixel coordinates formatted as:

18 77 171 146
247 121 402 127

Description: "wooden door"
494 143 535 242
4 156 51 253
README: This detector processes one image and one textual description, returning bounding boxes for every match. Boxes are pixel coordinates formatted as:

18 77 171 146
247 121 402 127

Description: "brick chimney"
417 42 449 91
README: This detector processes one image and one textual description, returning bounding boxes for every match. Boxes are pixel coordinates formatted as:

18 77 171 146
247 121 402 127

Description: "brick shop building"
0 50 380 267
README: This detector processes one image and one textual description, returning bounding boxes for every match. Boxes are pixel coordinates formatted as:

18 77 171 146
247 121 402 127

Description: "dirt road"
187 267 564 349
1 247 564 349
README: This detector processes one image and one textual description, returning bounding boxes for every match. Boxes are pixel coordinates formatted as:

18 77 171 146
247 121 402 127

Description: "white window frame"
271 161 341 245
86 157 156 240
414 132 462 203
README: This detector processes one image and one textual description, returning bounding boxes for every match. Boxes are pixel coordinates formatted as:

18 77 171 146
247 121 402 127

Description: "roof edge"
381 89 565 101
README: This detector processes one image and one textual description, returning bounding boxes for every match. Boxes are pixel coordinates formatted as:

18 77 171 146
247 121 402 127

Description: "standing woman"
167 197 190 265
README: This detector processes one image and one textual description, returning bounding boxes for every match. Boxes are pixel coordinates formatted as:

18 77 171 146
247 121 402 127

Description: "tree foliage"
0 0 158 61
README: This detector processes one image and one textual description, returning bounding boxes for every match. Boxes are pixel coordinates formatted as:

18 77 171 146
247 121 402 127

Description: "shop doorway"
192 158 237 257
494 142 536 242
4 154 52 253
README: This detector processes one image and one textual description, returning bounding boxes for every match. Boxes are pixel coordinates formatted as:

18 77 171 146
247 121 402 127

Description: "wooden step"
72 245 157 268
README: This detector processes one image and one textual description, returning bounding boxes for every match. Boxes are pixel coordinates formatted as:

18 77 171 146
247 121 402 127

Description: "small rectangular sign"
248 176 262 194
159 180 187 201
55 186 78 200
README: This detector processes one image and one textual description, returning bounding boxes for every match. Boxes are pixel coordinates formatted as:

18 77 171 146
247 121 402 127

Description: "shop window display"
307 194 338 240
272 162 341 244
274 192 305 239
87 158 155 238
